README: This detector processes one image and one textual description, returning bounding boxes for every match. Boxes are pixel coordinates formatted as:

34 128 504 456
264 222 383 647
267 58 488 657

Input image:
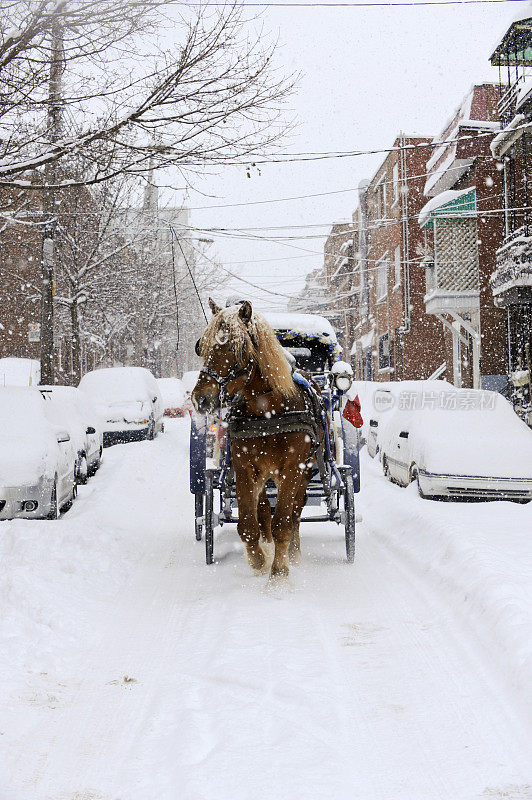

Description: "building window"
376 257 388 302
394 245 401 287
392 162 399 205
374 175 387 222
378 333 391 370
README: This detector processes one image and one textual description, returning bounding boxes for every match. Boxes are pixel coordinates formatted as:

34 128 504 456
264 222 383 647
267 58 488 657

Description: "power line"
179 0 529 6
169 225 208 323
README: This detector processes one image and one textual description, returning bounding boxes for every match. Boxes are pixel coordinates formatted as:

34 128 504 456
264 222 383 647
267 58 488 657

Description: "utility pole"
40 10 63 385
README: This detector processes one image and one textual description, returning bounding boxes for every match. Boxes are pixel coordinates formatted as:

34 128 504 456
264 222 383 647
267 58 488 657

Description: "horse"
191 299 324 580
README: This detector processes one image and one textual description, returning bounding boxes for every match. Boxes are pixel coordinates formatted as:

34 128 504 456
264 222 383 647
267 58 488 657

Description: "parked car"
0 386 77 519
364 379 456 459
181 370 200 417
157 377 185 417
0 357 40 387
378 388 532 501
40 386 103 482
79 367 164 446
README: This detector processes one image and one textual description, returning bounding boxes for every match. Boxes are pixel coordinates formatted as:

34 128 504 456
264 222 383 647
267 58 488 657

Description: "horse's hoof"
288 548 301 564
245 546 267 574
266 571 293 593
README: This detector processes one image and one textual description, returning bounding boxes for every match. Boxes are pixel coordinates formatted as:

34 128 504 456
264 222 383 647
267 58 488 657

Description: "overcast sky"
164 0 522 310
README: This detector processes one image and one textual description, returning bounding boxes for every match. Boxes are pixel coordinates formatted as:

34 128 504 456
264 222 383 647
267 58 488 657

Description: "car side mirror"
399 431 409 439
153 396 157 403
86 426 96 435
56 431 70 443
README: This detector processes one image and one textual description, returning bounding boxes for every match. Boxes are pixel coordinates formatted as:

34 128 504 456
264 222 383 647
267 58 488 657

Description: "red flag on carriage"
342 395 363 428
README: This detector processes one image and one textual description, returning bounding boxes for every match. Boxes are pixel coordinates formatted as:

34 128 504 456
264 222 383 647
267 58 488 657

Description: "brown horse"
191 299 323 580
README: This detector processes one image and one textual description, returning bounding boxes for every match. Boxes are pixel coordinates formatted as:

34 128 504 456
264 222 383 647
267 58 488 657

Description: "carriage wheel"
204 470 215 565
340 466 356 563
194 493 203 541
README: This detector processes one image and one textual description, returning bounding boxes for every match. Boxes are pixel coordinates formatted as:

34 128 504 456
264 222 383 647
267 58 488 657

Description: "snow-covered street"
1 419 531 800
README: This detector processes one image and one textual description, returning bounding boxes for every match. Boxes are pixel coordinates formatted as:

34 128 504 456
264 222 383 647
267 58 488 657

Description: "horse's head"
191 298 255 415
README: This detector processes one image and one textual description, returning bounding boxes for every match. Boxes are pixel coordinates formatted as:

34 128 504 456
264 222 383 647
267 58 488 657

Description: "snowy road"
1 419 531 800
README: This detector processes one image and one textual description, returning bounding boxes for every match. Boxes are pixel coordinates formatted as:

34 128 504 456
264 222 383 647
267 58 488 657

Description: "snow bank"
360 450 532 707
0 357 40 387
0 430 184 716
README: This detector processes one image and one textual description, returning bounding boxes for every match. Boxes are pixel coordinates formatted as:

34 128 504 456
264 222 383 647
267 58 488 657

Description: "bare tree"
0 1 295 189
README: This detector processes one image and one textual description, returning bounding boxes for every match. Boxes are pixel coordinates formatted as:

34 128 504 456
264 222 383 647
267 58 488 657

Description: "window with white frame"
374 174 387 222
394 245 401 287
376 256 388 302
392 162 399 205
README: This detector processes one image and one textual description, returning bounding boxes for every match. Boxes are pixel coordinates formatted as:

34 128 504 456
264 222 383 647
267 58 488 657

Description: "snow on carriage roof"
262 312 338 342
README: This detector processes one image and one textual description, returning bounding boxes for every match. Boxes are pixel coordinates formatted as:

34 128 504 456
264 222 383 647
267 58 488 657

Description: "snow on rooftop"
419 187 475 228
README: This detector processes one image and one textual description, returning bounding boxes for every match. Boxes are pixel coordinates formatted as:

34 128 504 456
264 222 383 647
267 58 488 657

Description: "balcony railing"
498 72 532 125
491 227 532 296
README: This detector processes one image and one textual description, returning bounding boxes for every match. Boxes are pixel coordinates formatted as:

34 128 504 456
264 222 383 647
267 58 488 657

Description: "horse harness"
226 371 325 455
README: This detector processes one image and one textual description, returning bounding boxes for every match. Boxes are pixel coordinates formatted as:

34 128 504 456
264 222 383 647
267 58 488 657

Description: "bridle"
199 357 254 393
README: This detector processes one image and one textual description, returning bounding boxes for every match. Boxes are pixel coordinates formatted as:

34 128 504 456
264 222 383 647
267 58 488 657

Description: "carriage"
189 311 361 566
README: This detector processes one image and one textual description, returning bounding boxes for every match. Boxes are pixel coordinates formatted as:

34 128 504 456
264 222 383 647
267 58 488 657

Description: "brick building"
417 83 507 390
351 135 446 382
321 222 358 355
0 188 44 364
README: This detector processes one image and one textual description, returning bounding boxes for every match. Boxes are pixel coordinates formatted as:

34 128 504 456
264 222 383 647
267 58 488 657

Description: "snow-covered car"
378 389 532 501
79 367 164 446
40 386 103 482
0 356 40 387
157 377 185 417
181 370 200 416
365 379 456 459
0 387 77 519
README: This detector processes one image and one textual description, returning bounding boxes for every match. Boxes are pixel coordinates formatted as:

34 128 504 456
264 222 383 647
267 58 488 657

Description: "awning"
418 187 476 229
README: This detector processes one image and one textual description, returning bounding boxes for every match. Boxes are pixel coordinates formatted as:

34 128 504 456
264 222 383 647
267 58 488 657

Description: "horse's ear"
238 300 252 324
209 297 221 316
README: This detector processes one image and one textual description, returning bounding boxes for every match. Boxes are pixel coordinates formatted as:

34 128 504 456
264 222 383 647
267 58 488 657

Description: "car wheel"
47 481 59 519
147 420 155 440
77 455 88 485
382 455 390 478
410 466 426 498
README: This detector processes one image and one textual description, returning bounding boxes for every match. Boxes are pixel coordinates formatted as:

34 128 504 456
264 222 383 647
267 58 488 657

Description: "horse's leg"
257 486 272 543
270 466 303 578
289 465 313 562
257 486 274 568
235 470 266 573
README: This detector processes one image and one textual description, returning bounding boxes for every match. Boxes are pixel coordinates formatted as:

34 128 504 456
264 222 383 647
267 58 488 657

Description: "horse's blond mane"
199 306 297 399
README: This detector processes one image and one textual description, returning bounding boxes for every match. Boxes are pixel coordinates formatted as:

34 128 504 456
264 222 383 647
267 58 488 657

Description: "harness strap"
227 410 319 443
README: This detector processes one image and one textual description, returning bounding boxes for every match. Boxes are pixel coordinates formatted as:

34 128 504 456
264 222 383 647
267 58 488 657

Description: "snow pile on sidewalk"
0 436 178 699
359 450 532 708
